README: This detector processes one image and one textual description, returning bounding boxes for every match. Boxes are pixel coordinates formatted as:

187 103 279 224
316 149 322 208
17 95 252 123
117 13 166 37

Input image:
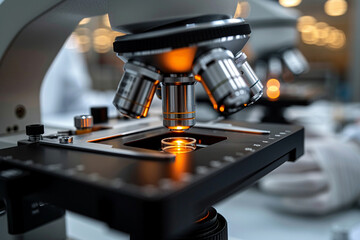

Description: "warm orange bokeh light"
324 0 347 17
279 0 302 7
266 78 281 88
159 47 197 73
297 16 316 32
219 105 225 112
233 1 250 18
266 79 281 100
194 75 202 81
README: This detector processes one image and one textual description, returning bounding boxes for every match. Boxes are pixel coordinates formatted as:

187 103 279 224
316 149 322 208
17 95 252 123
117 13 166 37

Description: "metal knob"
26 124 44 142
74 115 93 129
90 106 108 124
59 136 73 144
26 124 44 136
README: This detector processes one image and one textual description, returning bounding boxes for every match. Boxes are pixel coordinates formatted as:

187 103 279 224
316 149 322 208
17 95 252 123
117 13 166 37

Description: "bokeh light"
315 22 330 46
234 1 250 19
93 28 112 53
327 29 346 49
297 16 316 32
298 15 346 49
102 14 111 28
79 18 90 25
266 79 281 100
324 0 347 17
301 25 318 45
73 28 91 53
279 0 302 7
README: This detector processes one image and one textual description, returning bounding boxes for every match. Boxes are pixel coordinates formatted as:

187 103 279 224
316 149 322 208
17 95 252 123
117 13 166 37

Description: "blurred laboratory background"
37 0 360 240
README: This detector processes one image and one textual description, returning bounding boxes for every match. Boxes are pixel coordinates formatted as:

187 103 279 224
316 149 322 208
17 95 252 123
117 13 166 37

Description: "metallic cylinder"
193 48 250 115
59 136 73 144
235 52 263 105
113 62 161 118
161 75 196 132
26 124 44 142
282 48 309 75
74 115 93 129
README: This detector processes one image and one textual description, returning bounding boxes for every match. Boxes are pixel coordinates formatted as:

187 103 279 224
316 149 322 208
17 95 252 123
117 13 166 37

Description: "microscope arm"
0 0 108 135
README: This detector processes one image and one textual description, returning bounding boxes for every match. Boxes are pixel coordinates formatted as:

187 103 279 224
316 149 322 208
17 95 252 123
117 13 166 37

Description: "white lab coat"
40 42 116 118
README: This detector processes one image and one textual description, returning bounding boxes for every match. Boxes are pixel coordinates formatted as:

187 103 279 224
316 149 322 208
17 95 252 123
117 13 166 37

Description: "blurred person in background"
259 102 360 215
40 37 162 126
240 0 360 218
40 37 116 119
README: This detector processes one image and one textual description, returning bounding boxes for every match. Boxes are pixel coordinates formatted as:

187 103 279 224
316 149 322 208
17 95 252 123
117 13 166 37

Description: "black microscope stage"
0 121 304 240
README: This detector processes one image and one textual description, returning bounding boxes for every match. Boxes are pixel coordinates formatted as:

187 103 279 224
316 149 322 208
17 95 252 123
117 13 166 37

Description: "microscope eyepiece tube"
193 48 250 115
161 75 196 132
235 52 263 105
113 62 161 118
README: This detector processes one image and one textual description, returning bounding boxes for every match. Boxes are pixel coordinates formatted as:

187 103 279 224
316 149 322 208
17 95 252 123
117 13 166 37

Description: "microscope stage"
0 121 303 240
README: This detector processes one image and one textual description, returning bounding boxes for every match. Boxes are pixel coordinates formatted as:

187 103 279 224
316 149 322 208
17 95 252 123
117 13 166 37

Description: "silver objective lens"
235 52 263 105
193 48 250 115
113 62 161 118
282 48 309 75
161 75 196 132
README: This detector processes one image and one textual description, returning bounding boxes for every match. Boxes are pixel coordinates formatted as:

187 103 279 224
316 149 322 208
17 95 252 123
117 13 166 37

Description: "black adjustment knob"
26 124 44 136
175 207 228 240
90 106 108 124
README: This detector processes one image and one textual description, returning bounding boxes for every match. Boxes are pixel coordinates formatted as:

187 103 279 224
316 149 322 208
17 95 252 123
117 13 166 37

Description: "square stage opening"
124 132 227 151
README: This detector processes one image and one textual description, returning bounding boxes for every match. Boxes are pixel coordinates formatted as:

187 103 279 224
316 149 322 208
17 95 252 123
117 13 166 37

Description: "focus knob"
26 124 44 142
74 115 93 129
175 207 227 240
90 106 108 124
26 124 44 136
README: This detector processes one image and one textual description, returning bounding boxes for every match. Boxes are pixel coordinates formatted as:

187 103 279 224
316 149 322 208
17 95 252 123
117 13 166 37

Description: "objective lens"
235 52 263 105
113 62 161 118
193 48 250 115
282 48 309 75
161 75 196 131
161 137 196 154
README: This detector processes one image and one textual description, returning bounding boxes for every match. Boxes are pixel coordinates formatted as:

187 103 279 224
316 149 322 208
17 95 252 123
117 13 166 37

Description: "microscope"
0 0 304 239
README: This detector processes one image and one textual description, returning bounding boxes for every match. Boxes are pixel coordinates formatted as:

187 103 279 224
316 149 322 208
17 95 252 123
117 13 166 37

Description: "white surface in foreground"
215 189 360 240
